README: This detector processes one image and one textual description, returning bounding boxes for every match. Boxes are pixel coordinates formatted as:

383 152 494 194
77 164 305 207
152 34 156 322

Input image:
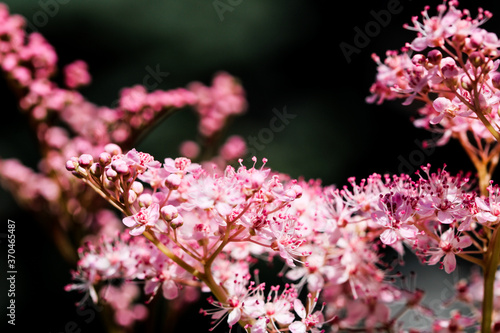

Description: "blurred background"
1 0 500 332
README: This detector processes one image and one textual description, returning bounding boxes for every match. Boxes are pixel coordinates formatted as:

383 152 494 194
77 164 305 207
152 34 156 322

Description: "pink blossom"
289 295 325 333
64 60 91 89
122 203 160 235
426 228 472 273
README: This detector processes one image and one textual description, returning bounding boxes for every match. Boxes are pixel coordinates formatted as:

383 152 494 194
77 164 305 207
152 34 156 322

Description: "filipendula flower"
122 203 160 236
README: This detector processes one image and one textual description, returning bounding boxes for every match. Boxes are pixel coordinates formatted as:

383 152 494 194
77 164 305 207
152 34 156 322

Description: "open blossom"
371 192 419 245
289 294 326 333
425 228 472 273
122 203 160 235
404 2 492 52
474 183 500 225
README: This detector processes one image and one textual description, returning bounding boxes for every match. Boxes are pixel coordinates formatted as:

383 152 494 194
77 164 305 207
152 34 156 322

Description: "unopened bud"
130 181 144 195
66 157 78 171
492 73 500 89
461 76 473 91
105 168 118 180
104 143 122 156
412 54 426 66
99 152 112 166
165 173 181 190
427 49 442 65
128 190 137 204
138 193 153 207
90 163 102 176
78 154 94 168
171 215 183 229
161 205 178 221
469 51 485 67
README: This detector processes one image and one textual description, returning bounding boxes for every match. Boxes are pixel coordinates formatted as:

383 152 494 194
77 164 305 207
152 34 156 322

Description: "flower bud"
130 181 144 195
427 49 442 65
99 152 112 166
412 54 426 66
90 162 102 176
66 157 78 171
138 193 153 207
170 215 183 229
161 205 178 221
461 76 473 91
104 143 122 156
128 190 137 204
78 154 94 168
469 51 485 67
165 173 181 190
105 168 118 180
492 73 500 90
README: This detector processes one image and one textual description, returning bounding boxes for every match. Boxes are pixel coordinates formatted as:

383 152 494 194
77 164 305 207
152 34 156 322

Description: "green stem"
143 230 202 279
481 226 500 333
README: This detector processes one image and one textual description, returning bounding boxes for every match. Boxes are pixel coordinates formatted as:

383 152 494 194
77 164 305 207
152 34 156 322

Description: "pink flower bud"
138 193 153 207
106 168 118 180
130 181 144 194
179 140 200 159
469 51 485 67
90 163 101 176
170 215 184 229
427 49 442 65
99 152 112 166
161 205 178 221
492 73 500 89
66 157 78 171
461 76 472 91
104 143 122 156
165 173 181 190
128 190 137 204
78 154 94 168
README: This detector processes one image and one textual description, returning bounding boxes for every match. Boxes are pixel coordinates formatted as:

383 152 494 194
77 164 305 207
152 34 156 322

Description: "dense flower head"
66 142 500 331
367 1 500 151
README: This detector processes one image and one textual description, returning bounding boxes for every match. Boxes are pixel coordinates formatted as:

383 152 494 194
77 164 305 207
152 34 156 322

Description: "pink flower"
64 60 91 89
122 203 160 235
426 228 472 273
289 295 325 333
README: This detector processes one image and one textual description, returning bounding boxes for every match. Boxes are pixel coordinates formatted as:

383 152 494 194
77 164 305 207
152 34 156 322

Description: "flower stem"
481 225 500 332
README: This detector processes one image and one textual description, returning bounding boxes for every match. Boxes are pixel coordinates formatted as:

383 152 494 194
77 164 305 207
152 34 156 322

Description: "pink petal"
456 235 472 249
443 253 457 274
227 308 241 327
122 216 136 227
399 224 418 239
411 37 429 51
275 311 295 325
433 97 451 113
162 280 179 300
437 210 454 224
380 229 398 245
129 225 146 236
429 113 445 125
294 299 306 319
289 321 307 333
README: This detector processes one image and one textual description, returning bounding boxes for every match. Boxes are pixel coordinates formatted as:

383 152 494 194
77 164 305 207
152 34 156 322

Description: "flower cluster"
7 0 500 332
66 139 500 331
366 1 500 194
0 1 247 259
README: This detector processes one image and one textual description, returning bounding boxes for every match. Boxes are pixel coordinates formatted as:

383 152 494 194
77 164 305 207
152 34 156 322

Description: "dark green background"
0 0 498 332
